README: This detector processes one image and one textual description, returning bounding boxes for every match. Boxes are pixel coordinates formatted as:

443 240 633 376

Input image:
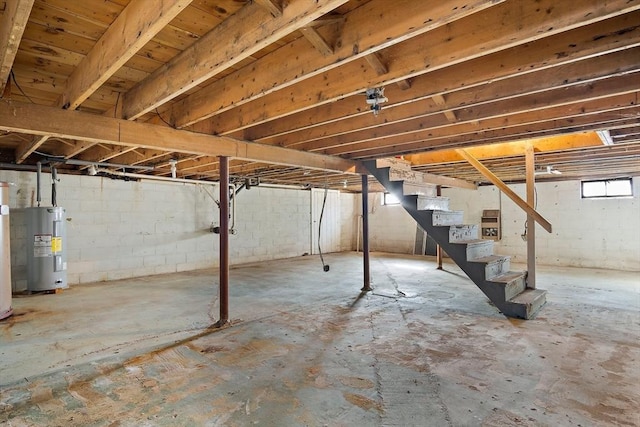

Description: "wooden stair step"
376 157 412 171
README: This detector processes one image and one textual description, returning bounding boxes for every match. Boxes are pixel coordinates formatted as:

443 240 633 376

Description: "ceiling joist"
121 0 350 121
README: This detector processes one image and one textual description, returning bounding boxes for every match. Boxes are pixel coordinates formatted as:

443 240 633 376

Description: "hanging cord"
318 185 330 272
521 185 538 241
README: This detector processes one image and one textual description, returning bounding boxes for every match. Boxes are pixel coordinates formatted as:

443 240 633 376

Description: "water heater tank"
26 206 68 291
1 182 12 319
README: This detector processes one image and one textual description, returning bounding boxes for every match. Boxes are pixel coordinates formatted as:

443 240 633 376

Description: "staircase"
365 158 547 319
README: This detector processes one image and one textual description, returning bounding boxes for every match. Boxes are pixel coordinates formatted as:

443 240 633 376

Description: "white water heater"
26 206 68 291
1 182 12 319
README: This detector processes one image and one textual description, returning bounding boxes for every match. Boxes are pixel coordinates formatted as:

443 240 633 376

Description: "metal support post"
218 156 230 325
361 174 371 291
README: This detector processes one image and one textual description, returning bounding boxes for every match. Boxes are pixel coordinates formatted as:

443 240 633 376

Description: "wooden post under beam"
456 148 552 233
525 144 536 289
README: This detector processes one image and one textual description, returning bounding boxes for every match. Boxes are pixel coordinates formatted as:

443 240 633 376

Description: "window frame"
382 192 401 206
581 177 633 199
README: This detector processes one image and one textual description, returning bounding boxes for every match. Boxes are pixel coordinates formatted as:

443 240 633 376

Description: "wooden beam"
432 94 457 122
456 149 552 233
405 133 604 165
0 0 35 94
409 170 477 190
169 0 504 128
121 0 349 120
58 0 192 110
15 135 48 164
253 0 282 17
202 0 640 134
0 100 358 174
525 144 536 289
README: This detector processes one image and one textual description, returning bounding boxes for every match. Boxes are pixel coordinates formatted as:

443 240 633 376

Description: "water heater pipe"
36 161 41 207
51 167 57 207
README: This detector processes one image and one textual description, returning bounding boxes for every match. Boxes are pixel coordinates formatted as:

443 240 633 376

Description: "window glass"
383 192 400 205
581 178 633 198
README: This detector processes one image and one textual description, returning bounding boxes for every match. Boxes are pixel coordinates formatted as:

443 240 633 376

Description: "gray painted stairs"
365 158 547 319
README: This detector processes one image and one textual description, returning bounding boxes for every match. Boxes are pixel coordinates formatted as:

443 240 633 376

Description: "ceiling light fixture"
596 130 614 146
534 165 562 176
365 87 388 116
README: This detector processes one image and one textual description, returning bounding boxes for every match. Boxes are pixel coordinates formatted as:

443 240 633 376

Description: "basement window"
382 192 401 205
581 178 633 199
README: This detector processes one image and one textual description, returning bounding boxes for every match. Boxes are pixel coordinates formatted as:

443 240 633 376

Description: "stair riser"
449 225 479 242
417 197 450 211
508 291 547 319
466 241 494 260
485 257 511 279
432 211 463 226
525 293 547 319
402 182 437 197
493 276 527 301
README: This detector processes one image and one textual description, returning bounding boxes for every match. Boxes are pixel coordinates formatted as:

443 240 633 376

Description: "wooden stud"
432 94 457 122
15 135 49 164
364 53 388 76
525 144 536 289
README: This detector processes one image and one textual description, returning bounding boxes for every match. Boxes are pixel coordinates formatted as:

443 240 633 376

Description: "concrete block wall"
363 193 417 254
340 192 358 251
353 177 640 271
0 170 359 289
442 177 640 271
230 186 311 263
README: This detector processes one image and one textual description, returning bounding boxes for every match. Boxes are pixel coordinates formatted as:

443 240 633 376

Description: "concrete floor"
0 252 639 426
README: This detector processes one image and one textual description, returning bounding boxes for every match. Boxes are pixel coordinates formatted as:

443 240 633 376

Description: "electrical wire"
155 108 174 128
318 186 330 272
10 70 36 104
522 185 538 240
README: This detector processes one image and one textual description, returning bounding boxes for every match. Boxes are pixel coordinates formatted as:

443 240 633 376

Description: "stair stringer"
364 161 539 319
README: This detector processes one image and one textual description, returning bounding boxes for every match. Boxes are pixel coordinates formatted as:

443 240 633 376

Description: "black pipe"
361 175 371 291
218 156 230 326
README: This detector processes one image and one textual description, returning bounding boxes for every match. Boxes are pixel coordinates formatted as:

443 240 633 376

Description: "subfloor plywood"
1 252 639 426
